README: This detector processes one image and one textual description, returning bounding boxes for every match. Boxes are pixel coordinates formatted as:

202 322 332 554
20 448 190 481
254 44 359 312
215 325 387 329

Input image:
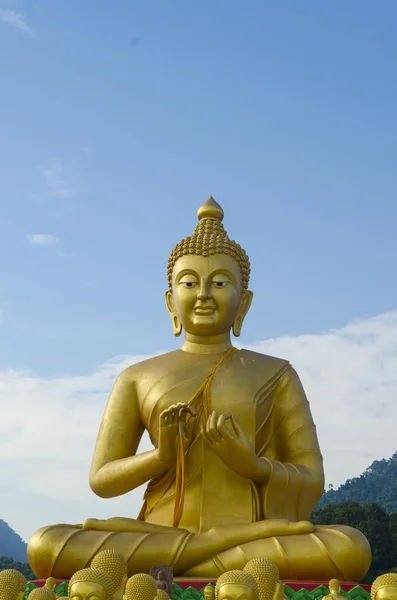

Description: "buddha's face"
204 586 215 600
217 583 257 600
69 582 108 600
167 254 252 337
376 587 397 600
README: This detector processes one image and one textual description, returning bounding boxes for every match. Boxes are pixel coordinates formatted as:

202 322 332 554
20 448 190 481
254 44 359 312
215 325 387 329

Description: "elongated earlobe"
232 317 243 337
232 290 253 338
165 290 183 337
172 315 182 337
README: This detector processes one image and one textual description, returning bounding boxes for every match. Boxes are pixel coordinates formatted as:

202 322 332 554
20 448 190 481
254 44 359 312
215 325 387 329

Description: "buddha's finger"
230 414 245 437
216 413 237 445
169 402 188 423
207 412 223 443
200 426 212 445
178 405 196 420
217 413 233 433
160 409 170 426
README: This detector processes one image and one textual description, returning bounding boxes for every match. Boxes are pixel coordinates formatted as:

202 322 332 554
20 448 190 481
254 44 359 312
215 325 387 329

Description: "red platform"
31 579 371 592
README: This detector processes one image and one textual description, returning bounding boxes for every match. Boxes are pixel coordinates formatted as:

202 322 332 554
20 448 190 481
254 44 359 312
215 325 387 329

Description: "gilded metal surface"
0 570 27 600
371 574 397 600
28 197 371 581
322 579 346 600
68 569 113 600
154 592 170 600
90 550 127 600
244 559 285 600
29 589 56 600
216 571 259 600
125 574 157 600
203 585 215 600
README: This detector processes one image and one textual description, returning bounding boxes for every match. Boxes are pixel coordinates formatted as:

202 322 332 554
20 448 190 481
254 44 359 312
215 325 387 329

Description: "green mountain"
316 451 397 512
0 519 28 562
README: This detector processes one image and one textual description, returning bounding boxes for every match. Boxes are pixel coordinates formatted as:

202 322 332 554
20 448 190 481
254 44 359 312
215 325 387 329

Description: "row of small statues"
1 551 397 600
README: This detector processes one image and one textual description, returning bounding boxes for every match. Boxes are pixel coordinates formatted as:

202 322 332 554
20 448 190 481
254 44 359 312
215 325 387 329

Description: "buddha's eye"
212 278 230 288
179 277 198 288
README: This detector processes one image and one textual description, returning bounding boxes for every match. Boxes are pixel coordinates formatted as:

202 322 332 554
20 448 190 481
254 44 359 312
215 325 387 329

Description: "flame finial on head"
197 196 224 222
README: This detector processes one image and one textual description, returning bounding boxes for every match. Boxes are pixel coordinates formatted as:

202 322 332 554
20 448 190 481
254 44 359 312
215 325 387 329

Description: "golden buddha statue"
371 574 397 600
244 558 285 600
29 588 57 600
124 574 157 600
0 569 27 600
215 571 259 600
91 550 128 600
68 568 114 600
45 578 57 592
203 584 215 600
28 196 371 582
323 579 346 600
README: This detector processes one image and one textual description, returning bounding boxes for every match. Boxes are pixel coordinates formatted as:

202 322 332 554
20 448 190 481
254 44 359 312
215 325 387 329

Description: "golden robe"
28 349 371 581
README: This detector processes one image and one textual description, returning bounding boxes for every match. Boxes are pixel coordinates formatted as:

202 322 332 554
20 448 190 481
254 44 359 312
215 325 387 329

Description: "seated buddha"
28 196 371 582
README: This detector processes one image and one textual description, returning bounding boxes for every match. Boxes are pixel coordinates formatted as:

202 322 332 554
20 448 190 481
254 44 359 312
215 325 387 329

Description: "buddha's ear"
164 290 182 337
232 290 253 337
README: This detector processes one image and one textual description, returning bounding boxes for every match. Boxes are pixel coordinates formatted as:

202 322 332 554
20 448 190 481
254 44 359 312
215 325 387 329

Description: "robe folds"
28 349 371 581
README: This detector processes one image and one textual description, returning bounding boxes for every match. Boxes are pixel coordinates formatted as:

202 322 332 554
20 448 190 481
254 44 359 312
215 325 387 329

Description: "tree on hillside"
316 452 397 512
0 555 36 580
312 501 397 583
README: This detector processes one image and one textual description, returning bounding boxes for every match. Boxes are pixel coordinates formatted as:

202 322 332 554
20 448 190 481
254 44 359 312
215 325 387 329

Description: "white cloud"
39 160 73 199
0 9 36 39
0 311 396 542
27 234 59 247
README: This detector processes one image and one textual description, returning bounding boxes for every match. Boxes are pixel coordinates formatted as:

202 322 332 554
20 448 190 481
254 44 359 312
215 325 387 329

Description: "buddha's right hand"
158 403 196 468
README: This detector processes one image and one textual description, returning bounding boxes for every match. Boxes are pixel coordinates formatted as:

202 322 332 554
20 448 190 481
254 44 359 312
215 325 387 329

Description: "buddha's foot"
28 522 371 582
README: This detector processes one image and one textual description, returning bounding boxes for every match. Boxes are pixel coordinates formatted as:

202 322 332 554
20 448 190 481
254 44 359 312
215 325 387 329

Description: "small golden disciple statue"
29 588 57 600
45 579 57 592
0 569 27 600
203 584 215 600
68 568 114 600
28 197 371 581
244 558 285 600
371 574 397 600
216 571 259 600
125 574 157 600
323 579 345 600
91 549 128 600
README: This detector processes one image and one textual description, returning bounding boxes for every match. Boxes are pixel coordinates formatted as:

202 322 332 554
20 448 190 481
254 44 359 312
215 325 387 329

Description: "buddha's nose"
197 279 210 300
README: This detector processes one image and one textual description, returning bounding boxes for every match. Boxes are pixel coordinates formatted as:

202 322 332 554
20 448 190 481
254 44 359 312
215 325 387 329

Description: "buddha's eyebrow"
176 269 199 279
209 269 235 281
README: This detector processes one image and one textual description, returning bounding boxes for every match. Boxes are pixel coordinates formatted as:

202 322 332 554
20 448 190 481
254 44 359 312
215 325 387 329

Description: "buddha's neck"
181 333 233 355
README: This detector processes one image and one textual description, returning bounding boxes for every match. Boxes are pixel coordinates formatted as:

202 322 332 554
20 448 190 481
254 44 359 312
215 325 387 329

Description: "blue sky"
1 2 397 541
1 0 397 376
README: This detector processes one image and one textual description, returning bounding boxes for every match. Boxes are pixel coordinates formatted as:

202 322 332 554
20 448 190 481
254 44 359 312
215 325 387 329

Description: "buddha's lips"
194 307 215 314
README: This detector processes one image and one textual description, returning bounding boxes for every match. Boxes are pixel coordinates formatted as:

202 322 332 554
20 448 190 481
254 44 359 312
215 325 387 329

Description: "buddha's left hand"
202 410 266 481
